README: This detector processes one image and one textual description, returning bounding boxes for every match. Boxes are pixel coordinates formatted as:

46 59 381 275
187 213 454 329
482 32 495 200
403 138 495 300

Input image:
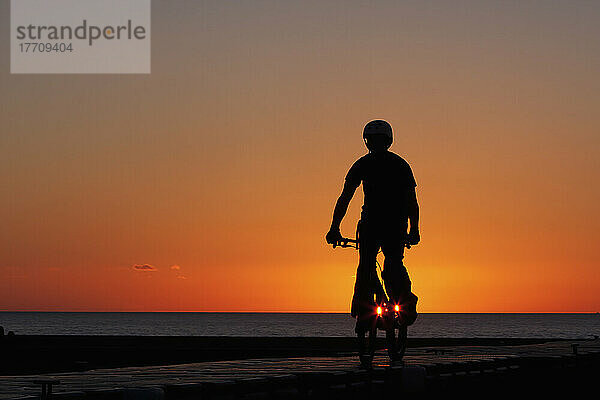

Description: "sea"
1 312 599 338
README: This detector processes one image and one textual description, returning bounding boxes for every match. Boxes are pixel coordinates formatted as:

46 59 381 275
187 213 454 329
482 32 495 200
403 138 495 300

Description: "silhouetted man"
326 120 420 359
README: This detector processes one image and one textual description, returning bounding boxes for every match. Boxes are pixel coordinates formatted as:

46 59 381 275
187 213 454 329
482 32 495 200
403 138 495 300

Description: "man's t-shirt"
345 151 416 223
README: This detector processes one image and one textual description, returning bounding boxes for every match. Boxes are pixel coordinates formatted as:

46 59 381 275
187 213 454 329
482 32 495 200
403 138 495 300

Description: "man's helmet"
363 119 393 151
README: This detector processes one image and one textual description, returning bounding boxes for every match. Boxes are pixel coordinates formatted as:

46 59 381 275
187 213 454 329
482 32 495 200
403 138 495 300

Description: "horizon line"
1 310 598 314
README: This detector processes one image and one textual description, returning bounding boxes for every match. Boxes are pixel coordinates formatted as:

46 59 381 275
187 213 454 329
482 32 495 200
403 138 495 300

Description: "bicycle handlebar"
332 237 411 249
333 237 358 249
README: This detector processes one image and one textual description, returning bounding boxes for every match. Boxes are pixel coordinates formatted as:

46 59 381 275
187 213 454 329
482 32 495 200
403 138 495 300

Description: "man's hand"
326 227 343 246
407 228 420 246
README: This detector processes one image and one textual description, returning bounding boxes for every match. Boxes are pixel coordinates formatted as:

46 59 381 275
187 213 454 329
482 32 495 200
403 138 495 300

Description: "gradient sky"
1 0 599 312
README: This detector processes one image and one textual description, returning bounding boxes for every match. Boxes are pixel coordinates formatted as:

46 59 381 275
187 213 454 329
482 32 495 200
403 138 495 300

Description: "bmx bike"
331 224 413 369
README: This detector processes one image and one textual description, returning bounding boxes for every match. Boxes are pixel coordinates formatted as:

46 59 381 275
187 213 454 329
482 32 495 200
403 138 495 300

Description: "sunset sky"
1 0 599 312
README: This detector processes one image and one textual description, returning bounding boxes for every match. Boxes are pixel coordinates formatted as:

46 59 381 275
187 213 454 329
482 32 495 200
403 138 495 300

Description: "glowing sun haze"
1 1 599 312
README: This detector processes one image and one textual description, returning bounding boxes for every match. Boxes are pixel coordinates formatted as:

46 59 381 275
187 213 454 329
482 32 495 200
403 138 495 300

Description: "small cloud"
170 265 181 270
133 264 157 271
176 275 187 280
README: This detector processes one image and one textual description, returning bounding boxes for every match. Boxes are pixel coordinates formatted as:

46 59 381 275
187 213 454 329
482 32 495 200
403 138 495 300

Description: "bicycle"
331 222 414 369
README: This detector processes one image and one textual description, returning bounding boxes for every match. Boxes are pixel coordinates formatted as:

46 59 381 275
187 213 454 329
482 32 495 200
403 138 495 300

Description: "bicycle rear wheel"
396 325 408 359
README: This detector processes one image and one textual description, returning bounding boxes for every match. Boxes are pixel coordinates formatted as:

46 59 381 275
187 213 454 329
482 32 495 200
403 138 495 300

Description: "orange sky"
1 1 599 312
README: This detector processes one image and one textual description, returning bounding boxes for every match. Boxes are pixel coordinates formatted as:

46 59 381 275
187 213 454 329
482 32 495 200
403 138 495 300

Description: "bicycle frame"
332 221 412 328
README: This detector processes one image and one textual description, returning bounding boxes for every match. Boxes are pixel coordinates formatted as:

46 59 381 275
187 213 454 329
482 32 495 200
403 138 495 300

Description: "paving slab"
1 339 599 399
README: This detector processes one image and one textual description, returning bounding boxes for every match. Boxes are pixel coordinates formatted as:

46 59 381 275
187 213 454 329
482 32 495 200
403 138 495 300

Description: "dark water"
1 312 599 338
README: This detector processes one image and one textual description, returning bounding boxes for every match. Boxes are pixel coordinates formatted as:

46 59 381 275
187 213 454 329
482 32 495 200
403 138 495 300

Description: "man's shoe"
388 351 403 362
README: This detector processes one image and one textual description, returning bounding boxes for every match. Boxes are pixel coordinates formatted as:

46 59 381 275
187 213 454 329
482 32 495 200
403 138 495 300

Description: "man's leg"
380 237 412 359
381 241 410 305
354 243 378 364
381 235 418 326
352 225 380 335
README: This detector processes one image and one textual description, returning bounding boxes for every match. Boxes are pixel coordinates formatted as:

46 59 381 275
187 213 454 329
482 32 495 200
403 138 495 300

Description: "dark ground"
0 335 566 375
1 337 599 399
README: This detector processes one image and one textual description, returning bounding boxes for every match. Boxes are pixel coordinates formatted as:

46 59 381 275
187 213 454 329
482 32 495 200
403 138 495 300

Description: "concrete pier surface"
0 336 565 375
1 338 599 399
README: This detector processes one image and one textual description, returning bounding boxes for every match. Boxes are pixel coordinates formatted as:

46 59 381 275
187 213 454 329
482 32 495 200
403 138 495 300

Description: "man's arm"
326 181 358 244
406 187 420 245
